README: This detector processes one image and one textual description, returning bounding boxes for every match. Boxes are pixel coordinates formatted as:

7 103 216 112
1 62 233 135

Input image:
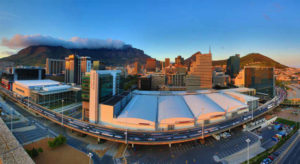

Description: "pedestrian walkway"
53 102 82 113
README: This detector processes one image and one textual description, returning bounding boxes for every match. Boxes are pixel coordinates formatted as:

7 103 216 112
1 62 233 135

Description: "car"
101 132 113 137
132 137 141 141
261 158 272 164
189 133 200 138
268 155 274 161
173 135 187 139
147 137 156 141
272 151 280 156
89 130 100 134
114 135 123 139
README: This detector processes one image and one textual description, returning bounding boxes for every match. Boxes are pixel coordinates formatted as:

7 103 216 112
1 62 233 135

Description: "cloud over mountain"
1 34 127 49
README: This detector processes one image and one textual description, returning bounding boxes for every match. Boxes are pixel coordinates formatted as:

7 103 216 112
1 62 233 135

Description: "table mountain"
0 45 151 66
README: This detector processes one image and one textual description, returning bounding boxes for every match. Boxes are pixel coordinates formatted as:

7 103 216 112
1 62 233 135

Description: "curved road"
0 87 286 145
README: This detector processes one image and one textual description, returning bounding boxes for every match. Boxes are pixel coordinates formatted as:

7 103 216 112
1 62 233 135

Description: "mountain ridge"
0 45 288 69
0 45 151 66
185 52 288 69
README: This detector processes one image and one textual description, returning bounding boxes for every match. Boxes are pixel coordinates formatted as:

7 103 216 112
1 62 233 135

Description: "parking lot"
257 126 278 149
126 130 259 164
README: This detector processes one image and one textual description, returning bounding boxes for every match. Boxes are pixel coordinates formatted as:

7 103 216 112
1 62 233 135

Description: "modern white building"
12 79 81 109
95 89 259 131
89 70 122 123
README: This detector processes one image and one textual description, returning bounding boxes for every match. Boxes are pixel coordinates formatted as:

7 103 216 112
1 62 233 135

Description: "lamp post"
27 96 30 108
61 99 64 127
201 108 204 139
125 111 128 144
251 99 254 120
10 106 13 131
87 152 93 164
246 138 251 164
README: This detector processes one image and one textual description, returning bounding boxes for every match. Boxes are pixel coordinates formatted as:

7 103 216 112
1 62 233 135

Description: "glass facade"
226 54 240 79
98 74 114 102
15 68 45 80
244 67 274 98
30 90 81 109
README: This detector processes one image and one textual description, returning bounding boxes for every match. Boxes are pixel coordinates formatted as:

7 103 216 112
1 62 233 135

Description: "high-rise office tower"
146 58 156 72
80 56 91 73
92 60 105 70
186 51 212 90
65 54 91 85
175 56 184 65
244 66 275 98
165 58 170 67
65 54 80 84
133 61 141 74
226 54 240 79
89 70 121 123
46 58 65 75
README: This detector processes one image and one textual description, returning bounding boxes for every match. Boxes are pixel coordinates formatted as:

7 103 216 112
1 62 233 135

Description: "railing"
0 86 286 145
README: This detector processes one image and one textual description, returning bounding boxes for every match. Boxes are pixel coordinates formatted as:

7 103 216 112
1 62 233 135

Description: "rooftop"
116 88 256 125
14 79 60 89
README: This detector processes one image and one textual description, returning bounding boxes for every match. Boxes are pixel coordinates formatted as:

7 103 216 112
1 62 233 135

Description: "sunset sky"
0 0 299 67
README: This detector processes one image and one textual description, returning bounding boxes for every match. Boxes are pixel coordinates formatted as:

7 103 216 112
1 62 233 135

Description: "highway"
0 87 286 145
278 135 300 164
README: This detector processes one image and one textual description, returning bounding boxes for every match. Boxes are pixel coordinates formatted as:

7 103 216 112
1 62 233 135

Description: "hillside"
185 52 288 69
0 45 151 66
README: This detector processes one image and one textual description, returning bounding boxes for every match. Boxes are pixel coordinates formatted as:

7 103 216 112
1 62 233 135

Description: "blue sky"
0 0 300 66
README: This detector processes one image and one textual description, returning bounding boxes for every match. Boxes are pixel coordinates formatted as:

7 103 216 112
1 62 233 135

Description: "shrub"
26 147 42 158
38 147 43 153
48 135 67 148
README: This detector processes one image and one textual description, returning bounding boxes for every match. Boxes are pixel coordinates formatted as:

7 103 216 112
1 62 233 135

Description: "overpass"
0 87 286 145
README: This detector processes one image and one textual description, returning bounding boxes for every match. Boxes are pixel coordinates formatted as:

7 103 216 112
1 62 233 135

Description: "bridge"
0 87 286 145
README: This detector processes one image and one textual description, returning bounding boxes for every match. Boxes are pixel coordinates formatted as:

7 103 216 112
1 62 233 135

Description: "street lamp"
61 99 64 127
201 108 204 139
125 111 128 144
246 138 251 164
10 106 13 131
27 96 30 108
251 98 254 120
87 152 93 164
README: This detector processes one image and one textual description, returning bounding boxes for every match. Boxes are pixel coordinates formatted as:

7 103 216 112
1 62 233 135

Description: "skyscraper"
226 54 240 79
65 54 91 85
80 56 92 73
46 58 65 75
186 51 212 90
133 61 141 74
175 56 184 65
89 70 121 123
65 54 80 84
165 58 170 67
244 66 275 98
146 58 156 72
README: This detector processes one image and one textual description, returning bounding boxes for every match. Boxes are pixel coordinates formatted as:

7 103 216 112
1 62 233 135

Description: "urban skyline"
0 0 300 67
0 1 299 164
